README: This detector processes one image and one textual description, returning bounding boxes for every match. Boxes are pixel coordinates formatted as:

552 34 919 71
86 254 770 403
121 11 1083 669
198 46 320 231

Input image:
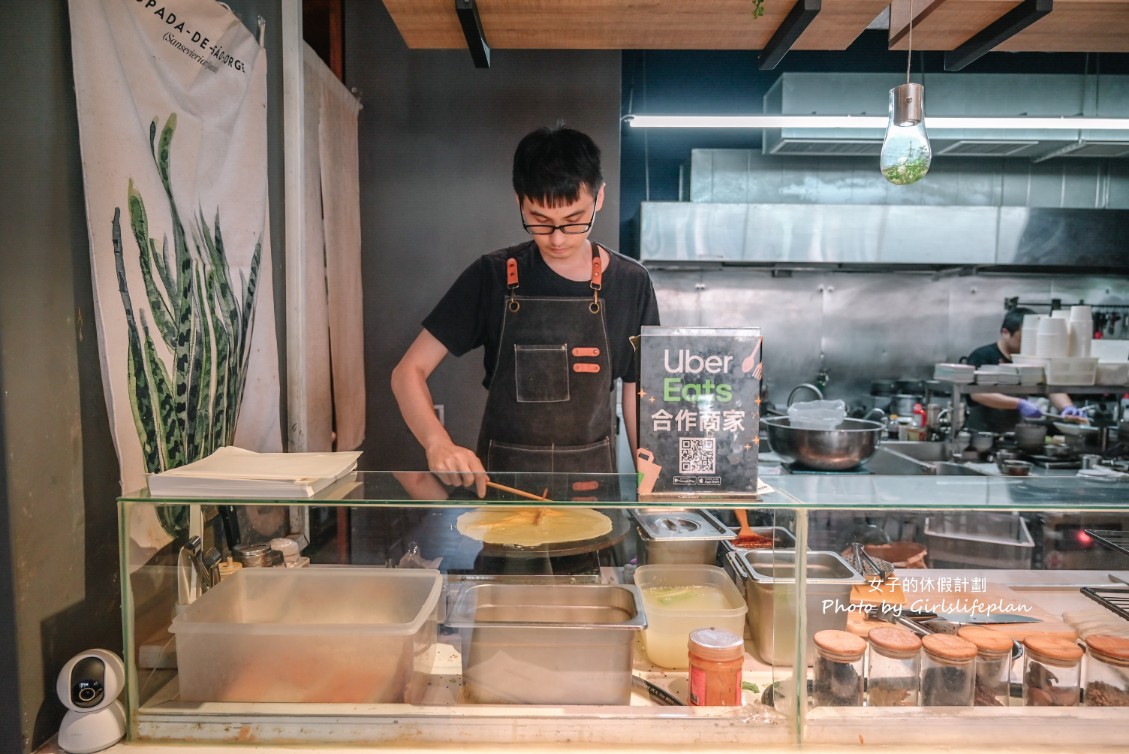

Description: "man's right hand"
425 441 488 498
1017 399 1043 419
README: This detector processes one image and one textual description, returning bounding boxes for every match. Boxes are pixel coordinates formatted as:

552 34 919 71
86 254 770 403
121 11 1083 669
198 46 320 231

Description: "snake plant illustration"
111 113 262 535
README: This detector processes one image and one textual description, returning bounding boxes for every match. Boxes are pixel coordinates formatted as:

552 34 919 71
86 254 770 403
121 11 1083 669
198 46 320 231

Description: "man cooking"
391 125 661 497
964 307 1084 433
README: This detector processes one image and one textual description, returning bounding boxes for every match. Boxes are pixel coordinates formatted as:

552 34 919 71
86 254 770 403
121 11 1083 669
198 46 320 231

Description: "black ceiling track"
945 0 1053 71
455 0 491 69
759 0 822 71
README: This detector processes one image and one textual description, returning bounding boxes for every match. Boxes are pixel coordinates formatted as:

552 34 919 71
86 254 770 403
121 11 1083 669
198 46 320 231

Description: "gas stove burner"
782 462 873 475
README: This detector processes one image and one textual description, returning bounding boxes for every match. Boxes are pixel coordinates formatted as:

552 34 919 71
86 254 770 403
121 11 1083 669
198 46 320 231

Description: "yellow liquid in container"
641 585 743 669
642 585 730 611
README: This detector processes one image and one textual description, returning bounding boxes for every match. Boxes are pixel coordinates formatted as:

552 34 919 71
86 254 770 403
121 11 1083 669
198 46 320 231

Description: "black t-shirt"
964 342 1015 432
423 240 661 389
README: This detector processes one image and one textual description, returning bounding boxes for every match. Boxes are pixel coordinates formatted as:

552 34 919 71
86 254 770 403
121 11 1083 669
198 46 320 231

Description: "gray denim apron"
476 243 615 476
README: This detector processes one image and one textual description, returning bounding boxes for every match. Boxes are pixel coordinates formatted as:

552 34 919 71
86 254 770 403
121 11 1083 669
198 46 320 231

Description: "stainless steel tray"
630 507 733 541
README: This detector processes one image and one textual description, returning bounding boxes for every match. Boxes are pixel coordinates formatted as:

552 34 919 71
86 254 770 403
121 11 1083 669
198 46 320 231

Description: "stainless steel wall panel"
648 269 1129 409
820 276 950 399
875 206 998 264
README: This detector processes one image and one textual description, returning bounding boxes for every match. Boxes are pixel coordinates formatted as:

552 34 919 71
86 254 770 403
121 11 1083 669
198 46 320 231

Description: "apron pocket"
514 344 570 403
487 437 613 474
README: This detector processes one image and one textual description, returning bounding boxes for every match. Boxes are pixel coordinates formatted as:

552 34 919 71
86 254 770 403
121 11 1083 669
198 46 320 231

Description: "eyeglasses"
520 200 597 236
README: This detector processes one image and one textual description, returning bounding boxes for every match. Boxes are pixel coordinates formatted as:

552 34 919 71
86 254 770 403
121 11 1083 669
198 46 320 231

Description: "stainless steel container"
761 417 884 470
726 549 864 666
720 525 796 556
631 508 734 565
445 583 646 705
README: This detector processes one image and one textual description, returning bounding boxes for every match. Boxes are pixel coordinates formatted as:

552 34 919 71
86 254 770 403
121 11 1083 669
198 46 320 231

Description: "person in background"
964 306 1084 433
391 125 661 496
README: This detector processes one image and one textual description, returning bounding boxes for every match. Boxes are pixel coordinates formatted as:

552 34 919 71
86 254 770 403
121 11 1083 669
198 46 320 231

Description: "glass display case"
118 471 1129 748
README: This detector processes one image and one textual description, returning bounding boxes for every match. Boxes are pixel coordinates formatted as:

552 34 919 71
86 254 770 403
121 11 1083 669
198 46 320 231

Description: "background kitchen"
5 2 1129 750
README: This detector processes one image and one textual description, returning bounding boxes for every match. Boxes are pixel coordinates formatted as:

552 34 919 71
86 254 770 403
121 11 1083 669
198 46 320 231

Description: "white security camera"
56 649 126 754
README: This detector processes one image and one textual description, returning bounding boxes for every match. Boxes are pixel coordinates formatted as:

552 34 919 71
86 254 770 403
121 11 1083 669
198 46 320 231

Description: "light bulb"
880 83 932 185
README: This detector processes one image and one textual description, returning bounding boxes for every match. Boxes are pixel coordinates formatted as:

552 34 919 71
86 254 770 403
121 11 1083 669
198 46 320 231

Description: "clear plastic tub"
169 567 442 703
634 564 747 669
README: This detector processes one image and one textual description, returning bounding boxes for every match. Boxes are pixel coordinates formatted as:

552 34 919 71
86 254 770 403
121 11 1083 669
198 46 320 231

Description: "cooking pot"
762 417 884 471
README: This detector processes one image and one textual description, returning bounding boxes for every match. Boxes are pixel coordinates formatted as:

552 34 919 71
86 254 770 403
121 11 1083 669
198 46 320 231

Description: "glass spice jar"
812 629 866 708
1083 634 1129 707
1023 635 1082 707
958 625 1014 707
866 626 921 707
687 627 745 706
920 633 977 706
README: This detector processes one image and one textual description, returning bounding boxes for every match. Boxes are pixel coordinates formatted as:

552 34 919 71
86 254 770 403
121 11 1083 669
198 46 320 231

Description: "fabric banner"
69 0 281 549
302 45 365 451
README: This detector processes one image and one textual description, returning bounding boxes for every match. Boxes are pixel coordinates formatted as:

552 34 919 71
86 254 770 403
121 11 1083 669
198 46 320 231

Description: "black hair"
512 125 603 207
1002 306 1036 334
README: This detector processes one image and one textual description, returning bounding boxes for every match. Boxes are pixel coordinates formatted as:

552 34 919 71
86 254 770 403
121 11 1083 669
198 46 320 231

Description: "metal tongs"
848 542 894 584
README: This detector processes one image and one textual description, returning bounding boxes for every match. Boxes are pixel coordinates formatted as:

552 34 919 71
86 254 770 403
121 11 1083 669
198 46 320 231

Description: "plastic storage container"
812 630 865 707
169 567 442 703
1023 635 1083 707
1043 356 1099 386
867 626 922 707
958 625 1014 707
921 634 977 706
1084 634 1129 707
923 512 1034 569
634 564 747 669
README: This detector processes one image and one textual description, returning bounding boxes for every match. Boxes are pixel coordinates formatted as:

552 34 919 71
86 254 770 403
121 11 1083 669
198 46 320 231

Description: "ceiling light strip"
624 115 1129 130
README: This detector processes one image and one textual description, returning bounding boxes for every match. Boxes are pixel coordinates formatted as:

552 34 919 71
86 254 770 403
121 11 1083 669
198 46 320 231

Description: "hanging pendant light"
880 2 931 185
880 82 931 185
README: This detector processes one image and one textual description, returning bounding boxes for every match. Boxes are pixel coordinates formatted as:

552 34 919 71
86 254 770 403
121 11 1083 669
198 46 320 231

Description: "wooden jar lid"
922 633 977 663
1024 635 1083 666
868 627 922 659
1085 634 1129 666
814 629 867 662
957 625 1014 655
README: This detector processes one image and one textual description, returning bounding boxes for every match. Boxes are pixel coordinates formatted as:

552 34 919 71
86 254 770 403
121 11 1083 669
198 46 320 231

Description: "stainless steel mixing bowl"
762 417 884 471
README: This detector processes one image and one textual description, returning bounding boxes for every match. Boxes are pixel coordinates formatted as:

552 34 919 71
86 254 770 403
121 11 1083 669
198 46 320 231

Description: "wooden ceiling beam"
760 0 823 69
944 0 1053 70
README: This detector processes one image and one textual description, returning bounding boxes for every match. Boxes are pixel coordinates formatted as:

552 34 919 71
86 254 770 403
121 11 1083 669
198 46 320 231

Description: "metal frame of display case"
118 472 1129 749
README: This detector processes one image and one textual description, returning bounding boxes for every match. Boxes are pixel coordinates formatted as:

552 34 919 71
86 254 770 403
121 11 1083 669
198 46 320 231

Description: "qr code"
679 438 716 474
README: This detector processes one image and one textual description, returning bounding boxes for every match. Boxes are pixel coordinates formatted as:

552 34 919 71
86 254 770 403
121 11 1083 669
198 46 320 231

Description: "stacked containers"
958 625 1014 707
1023 635 1083 707
1019 313 1044 356
1037 314 1070 359
1069 305 1093 358
920 634 977 706
1083 634 1129 707
866 626 922 707
812 629 866 707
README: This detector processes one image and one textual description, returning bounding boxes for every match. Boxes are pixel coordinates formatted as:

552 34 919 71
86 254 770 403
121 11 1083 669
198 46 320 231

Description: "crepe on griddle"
456 507 612 547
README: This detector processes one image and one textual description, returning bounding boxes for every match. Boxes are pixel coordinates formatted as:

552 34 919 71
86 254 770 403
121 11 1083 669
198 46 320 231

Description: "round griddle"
472 508 631 559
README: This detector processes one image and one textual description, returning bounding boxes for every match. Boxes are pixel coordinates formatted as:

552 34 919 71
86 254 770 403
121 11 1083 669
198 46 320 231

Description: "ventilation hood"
764 73 1129 160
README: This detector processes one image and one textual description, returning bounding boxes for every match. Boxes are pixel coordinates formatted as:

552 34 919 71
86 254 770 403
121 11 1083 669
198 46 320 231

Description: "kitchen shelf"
937 381 1129 395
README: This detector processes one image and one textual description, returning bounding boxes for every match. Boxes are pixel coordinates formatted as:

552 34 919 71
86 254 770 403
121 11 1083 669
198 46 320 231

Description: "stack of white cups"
1069 305 1092 357
1037 313 1070 358
1020 314 1044 356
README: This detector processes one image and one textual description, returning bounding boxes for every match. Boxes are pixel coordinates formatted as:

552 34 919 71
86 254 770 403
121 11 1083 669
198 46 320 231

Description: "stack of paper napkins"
147 446 362 498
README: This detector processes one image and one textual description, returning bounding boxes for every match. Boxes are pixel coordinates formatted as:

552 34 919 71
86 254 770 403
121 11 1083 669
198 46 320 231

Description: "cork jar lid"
922 633 977 663
814 629 867 662
1024 635 1083 666
868 626 922 659
957 625 1014 656
1085 634 1129 667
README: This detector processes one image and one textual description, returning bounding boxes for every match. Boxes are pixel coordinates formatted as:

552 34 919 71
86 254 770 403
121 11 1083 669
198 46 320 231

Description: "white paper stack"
147 447 362 498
